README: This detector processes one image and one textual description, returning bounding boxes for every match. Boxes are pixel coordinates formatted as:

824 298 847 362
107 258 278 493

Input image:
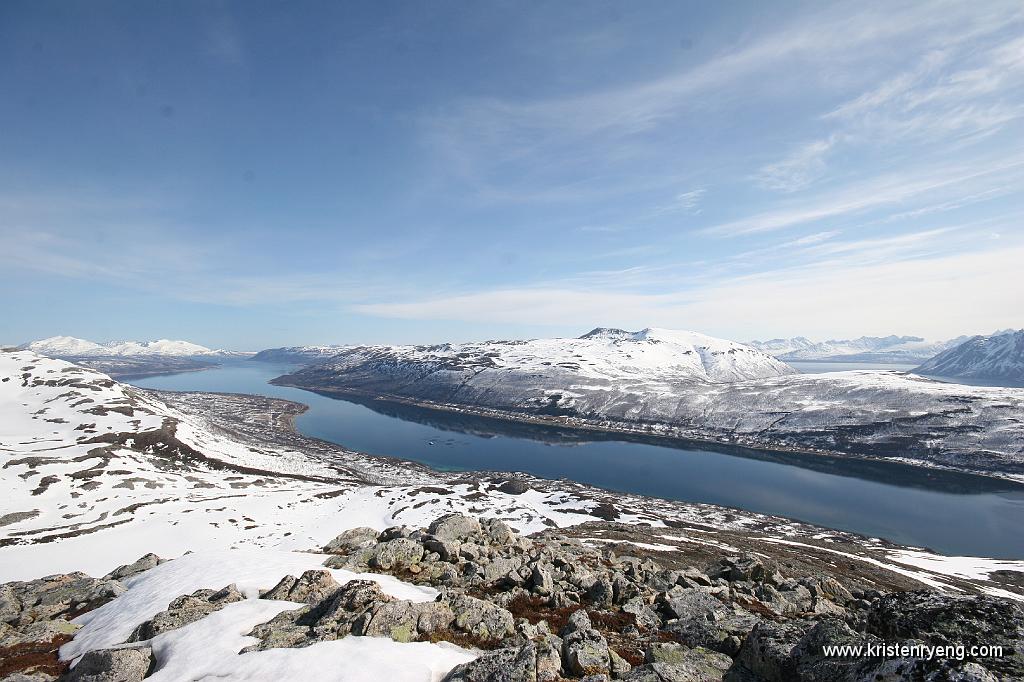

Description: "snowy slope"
0 350 658 580
277 334 1024 479
748 334 965 363
21 335 239 357
915 330 1024 384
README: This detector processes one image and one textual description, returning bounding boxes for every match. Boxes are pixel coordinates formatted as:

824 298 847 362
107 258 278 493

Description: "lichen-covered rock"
323 527 380 554
560 609 611 677
262 570 340 605
1 574 124 627
64 646 153 682
429 514 482 541
371 538 425 570
448 594 515 640
127 584 243 642
442 644 537 682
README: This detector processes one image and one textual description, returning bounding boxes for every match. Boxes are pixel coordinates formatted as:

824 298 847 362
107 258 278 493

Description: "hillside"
3 349 1024 682
915 330 1024 385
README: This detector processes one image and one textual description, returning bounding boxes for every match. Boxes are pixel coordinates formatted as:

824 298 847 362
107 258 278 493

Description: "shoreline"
270 378 1024 488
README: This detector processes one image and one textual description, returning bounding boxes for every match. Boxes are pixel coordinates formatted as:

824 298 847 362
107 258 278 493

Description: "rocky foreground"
3 513 1022 682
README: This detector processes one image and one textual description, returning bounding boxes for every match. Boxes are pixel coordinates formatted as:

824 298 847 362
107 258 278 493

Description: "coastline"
269 377 1024 487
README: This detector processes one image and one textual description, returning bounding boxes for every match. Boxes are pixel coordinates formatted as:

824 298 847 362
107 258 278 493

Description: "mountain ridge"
915 330 1024 384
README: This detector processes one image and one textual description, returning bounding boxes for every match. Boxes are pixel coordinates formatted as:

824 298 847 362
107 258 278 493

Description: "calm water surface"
130 361 1024 559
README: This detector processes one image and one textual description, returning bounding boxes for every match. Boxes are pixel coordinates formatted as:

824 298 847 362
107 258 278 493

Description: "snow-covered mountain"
21 335 233 357
257 328 796 383
748 334 965 363
915 330 1024 384
274 330 1024 479
251 344 352 364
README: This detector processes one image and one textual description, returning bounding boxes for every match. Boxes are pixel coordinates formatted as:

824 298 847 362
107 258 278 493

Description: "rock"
659 588 758 655
531 565 553 595
561 609 611 677
64 646 153 682
483 557 523 585
263 570 340 604
323 527 381 554
732 620 810 682
495 481 530 495
625 644 732 681
709 555 778 584
610 648 633 677
1 574 125 626
565 637 611 677
127 584 243 642
448 594 515 641
371 538 425 570
0 618 79 647
867 591 1024 679
535 634 563 681
358 600 428 642
623 598 661 632
481 518 517 545
429 514 482 541
442 644 537 681
102 554 160 582
424 537 462 562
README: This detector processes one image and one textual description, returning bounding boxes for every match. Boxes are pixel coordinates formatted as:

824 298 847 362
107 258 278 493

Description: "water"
130 361 1024 559
788 360 919 373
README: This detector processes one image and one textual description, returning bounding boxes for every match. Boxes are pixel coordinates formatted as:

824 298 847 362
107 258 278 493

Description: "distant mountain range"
20 335 237 357
747 334 968 364
17 336 250 379
915 330 1024 384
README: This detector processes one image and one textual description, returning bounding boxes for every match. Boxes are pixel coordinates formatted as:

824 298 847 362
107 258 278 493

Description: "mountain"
257 328 796 383
273 329 1024 480
251 344 351 364
18 336 253 378
21 335 231 357
747 334 966 363
914 330 1024 384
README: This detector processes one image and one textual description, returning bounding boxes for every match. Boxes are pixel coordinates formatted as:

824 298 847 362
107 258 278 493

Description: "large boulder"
371 538 425 570
323 527 380 554
64 647 153 682
428 514 482 542
262 570 340 605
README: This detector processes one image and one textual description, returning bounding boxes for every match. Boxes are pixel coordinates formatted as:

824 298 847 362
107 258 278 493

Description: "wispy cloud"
754 137 838 193
703 155 1024 236
655 188 706 215
424 1 1023 202
755 27 1024 193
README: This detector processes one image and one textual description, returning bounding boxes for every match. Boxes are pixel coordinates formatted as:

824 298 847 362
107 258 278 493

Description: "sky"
1 0 1022 350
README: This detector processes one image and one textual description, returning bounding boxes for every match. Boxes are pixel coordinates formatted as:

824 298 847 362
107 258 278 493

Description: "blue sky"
2 1 1022 349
